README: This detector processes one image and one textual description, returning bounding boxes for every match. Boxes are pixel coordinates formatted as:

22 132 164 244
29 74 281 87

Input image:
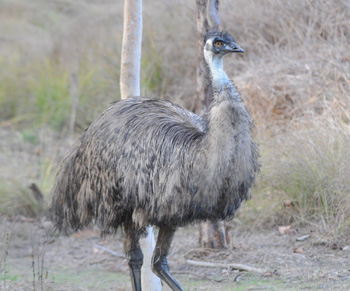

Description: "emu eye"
215 41 223 47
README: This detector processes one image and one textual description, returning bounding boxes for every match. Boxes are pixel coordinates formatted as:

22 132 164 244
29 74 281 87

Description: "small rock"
294 246 304 253
283 200 293 208
296 235 311 241
263 272 273 277
278 225 297 235
278 225 290 235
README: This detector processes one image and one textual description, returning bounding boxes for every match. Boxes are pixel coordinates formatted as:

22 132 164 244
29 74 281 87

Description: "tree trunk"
120 0 142 99
120 1 162 290
195 0 228 249
194 0 220 115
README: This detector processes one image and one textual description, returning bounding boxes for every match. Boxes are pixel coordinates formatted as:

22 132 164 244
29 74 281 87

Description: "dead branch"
172 270 207 279
93 243 125 258
186 259 267 274
184 247 219 258
206 0 221 28
172 270 227 283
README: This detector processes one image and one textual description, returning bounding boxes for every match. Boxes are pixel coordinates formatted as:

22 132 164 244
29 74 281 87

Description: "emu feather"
51 95 258 232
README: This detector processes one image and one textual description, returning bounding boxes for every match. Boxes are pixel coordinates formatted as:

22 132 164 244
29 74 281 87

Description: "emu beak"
228 42 245 53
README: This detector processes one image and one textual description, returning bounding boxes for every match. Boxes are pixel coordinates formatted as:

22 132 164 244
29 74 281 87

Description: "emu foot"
126 248 143 291
152 255 184 291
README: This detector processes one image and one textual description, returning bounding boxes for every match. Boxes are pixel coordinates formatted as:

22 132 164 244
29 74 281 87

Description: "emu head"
203 31 244 61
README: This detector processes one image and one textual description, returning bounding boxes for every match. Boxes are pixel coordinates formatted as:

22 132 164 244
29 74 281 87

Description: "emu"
50 31 259 291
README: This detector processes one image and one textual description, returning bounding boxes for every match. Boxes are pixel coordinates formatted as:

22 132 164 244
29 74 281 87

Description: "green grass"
50 268 130 289
177 272 320 291
0 165 58 217
0 266 19 283
0 50 122 131
0 180 40 217
20 128 39 144
29 60 71 129
0 129 59 216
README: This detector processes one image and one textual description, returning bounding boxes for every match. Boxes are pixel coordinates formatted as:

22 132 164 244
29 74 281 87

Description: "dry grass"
241 121 350 242
224 0 350 129
0 0 349 241
224 0 350 241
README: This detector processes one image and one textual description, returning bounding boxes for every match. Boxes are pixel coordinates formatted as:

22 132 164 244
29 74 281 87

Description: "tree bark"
120 1 161 290
196 0 228 249
194 0 220 114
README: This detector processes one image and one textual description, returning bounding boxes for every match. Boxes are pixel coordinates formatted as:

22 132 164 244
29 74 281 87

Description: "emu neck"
204 52 240 102
198 51 248 178
207 56 230 88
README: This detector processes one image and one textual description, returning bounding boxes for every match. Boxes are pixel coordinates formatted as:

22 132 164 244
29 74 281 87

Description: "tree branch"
93 243 125 258
186 259 267 274
206 0 221 28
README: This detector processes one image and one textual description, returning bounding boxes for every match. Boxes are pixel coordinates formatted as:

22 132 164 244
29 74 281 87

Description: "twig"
186 259 267 274
31 230 36 291
1 216 17 290
3 233 9 290
69 71 79 136
186 247 220 254
184 247 219 259
29 183 44 211
39 230 48 291
172 270 206 279
172 270 227 283
93 243 125 258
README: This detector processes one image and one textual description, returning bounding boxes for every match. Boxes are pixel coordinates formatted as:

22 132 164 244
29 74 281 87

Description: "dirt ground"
1 216 350 291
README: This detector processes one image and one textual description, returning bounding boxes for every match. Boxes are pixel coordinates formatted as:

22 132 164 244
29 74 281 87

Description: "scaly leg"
152 226 184 291
124 216 143 291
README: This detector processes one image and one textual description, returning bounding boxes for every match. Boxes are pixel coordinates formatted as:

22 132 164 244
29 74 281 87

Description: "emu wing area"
51 97 206 234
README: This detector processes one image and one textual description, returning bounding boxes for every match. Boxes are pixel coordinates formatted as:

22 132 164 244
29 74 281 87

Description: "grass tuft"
243 122 350 241
29 60 71 129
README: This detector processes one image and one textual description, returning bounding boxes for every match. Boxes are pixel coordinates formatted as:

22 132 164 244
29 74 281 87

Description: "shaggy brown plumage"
50 31 259 291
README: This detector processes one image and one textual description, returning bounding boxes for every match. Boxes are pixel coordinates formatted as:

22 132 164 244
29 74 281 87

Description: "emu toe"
152 255 184 291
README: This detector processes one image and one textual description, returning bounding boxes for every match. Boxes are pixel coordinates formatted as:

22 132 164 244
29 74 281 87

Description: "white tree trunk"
140 226 162 291
120 0 142 99
120 1 161 290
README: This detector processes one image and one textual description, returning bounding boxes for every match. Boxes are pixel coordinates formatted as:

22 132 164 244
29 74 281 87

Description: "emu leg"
124 216 143 291
152 226 184 291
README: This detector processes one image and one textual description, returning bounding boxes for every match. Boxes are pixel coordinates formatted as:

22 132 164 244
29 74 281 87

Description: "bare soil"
1 216 350 291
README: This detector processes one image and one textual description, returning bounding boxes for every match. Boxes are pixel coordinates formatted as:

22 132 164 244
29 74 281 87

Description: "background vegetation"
0 0 349 243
